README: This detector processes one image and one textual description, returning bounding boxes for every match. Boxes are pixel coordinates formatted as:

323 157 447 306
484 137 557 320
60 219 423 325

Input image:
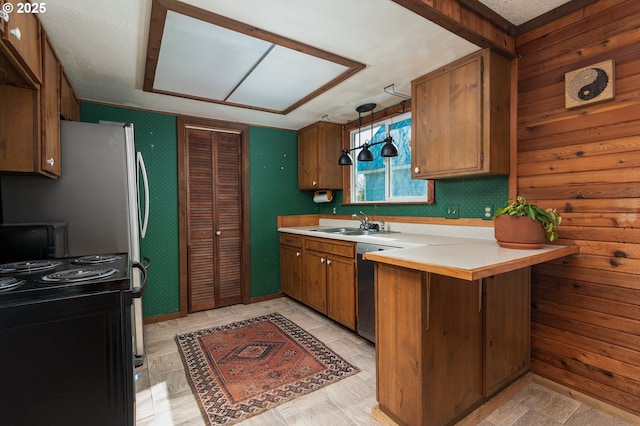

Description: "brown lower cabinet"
375 263 530 426
280 233 357 330
279 234 303 301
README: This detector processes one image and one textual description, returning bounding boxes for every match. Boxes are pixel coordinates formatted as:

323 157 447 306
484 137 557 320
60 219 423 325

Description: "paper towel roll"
313 190 333 203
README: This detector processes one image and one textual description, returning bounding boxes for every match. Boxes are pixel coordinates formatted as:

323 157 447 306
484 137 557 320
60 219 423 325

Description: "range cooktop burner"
0 260 63 275
72 254 121 265
40 267 118 284
0 277 25 292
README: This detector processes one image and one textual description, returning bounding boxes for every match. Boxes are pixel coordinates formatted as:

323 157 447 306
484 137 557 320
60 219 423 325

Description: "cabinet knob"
47 158 54 166
320 257 325 263
296 251 300 257
326 259 332 266
414 166 420 173
9 27 22 40
215 230 221 236
312 181 317 187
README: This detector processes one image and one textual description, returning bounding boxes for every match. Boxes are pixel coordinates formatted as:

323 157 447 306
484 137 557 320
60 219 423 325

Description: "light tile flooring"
135 297 634 426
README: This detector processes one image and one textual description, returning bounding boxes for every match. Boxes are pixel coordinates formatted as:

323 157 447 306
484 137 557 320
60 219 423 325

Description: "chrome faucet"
352 211 369 230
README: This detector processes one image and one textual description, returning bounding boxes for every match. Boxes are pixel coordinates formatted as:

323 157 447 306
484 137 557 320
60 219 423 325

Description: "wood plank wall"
515 0 640 415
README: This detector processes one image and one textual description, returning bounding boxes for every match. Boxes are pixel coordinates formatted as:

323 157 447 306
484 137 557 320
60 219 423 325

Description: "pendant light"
338 103 399 166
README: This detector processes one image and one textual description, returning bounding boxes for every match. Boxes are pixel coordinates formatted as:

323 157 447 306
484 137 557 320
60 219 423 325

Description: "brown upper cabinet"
40 35 61 176
61 69 80 121
0 2 42 86
0 16 79 178
411 49 510 179
298 121 343 190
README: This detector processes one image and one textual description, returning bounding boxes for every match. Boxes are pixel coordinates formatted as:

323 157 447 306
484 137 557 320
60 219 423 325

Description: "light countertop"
278 219 579 281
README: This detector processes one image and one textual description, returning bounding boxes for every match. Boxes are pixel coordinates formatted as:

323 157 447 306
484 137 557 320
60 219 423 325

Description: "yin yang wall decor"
565 60 614 109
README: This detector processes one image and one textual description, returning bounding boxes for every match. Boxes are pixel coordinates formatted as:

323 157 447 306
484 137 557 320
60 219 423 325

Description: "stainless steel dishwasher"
357 242 399 343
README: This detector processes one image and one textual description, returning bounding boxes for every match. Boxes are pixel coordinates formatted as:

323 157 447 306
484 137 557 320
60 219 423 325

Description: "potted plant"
493 195 562 249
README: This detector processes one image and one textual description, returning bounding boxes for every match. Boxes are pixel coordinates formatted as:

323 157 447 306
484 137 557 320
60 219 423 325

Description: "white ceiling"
38 0 570 130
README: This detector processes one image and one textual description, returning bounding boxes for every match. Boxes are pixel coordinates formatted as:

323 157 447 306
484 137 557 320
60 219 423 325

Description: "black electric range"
0 253 136 426
0 253 131 307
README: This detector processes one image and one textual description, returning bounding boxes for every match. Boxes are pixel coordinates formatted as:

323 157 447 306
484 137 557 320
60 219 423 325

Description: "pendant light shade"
338 148 353 165
357 144 374 162
381 136 398 157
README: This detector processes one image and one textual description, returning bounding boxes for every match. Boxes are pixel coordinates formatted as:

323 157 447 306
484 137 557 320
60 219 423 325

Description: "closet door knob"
215 230 221 236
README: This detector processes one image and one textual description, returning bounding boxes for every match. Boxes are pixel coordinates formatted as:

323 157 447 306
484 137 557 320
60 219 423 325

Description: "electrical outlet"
483 204 493 220
445 204 459 219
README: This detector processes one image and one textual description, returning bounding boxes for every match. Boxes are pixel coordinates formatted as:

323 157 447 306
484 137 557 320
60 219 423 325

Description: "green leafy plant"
493 195 562 241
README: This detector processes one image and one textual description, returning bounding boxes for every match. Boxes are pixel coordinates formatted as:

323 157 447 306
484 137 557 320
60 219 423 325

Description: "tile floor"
135 297 634 426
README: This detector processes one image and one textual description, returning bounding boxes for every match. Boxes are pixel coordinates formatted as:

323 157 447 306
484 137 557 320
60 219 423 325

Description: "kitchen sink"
312 227 397 236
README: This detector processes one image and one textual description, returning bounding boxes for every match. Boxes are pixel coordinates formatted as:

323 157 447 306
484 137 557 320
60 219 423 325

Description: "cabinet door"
326 255 356 330
41 35 60 176
1 3 42 83
298 124 319 189
412 54 482 179
411 49 510 179
315 122 342 189
0 86 39 172
302 250 327 314
280 244 303 301
484 268 531 396
297 121 342 190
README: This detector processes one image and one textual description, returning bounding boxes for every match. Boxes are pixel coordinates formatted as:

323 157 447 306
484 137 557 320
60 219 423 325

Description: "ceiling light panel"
153 11 272 100
144 0 365 114
227 45 349 111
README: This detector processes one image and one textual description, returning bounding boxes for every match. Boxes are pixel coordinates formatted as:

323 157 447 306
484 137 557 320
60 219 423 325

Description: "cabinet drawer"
279 233 302 248
304 237 355 258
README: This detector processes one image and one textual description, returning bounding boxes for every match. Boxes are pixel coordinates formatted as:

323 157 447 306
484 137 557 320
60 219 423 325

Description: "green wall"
80 102 507 317
249 127 311 297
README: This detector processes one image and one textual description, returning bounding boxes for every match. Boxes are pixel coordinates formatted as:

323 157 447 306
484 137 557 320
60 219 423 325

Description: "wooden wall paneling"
516 0 640 416
515 0 626 47
517 6 640 81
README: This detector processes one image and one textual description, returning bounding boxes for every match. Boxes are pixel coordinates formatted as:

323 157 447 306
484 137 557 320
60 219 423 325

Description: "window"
349 112 429 203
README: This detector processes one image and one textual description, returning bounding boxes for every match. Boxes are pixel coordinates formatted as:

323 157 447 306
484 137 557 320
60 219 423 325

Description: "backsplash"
317 174 508 218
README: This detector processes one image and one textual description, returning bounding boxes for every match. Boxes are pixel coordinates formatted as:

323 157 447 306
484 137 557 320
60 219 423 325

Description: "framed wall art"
564 59 614 109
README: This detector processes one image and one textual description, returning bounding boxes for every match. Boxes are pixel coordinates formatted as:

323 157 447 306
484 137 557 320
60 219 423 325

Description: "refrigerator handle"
137 151 149 238
131 261 148 298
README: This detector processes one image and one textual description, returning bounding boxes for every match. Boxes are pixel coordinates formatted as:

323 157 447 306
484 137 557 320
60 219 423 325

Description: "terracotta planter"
494 214 546 249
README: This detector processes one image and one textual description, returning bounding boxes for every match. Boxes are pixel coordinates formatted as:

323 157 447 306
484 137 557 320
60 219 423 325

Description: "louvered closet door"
186 128 242 312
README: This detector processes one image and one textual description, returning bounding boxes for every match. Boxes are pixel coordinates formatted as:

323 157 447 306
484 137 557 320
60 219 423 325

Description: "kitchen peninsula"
278 217 579 426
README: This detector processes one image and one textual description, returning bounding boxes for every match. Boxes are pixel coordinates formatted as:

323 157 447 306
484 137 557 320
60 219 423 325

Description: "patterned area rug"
176 312 360 425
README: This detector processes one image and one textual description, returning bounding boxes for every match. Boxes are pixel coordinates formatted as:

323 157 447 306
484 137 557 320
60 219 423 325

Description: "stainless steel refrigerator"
1 120 149 363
